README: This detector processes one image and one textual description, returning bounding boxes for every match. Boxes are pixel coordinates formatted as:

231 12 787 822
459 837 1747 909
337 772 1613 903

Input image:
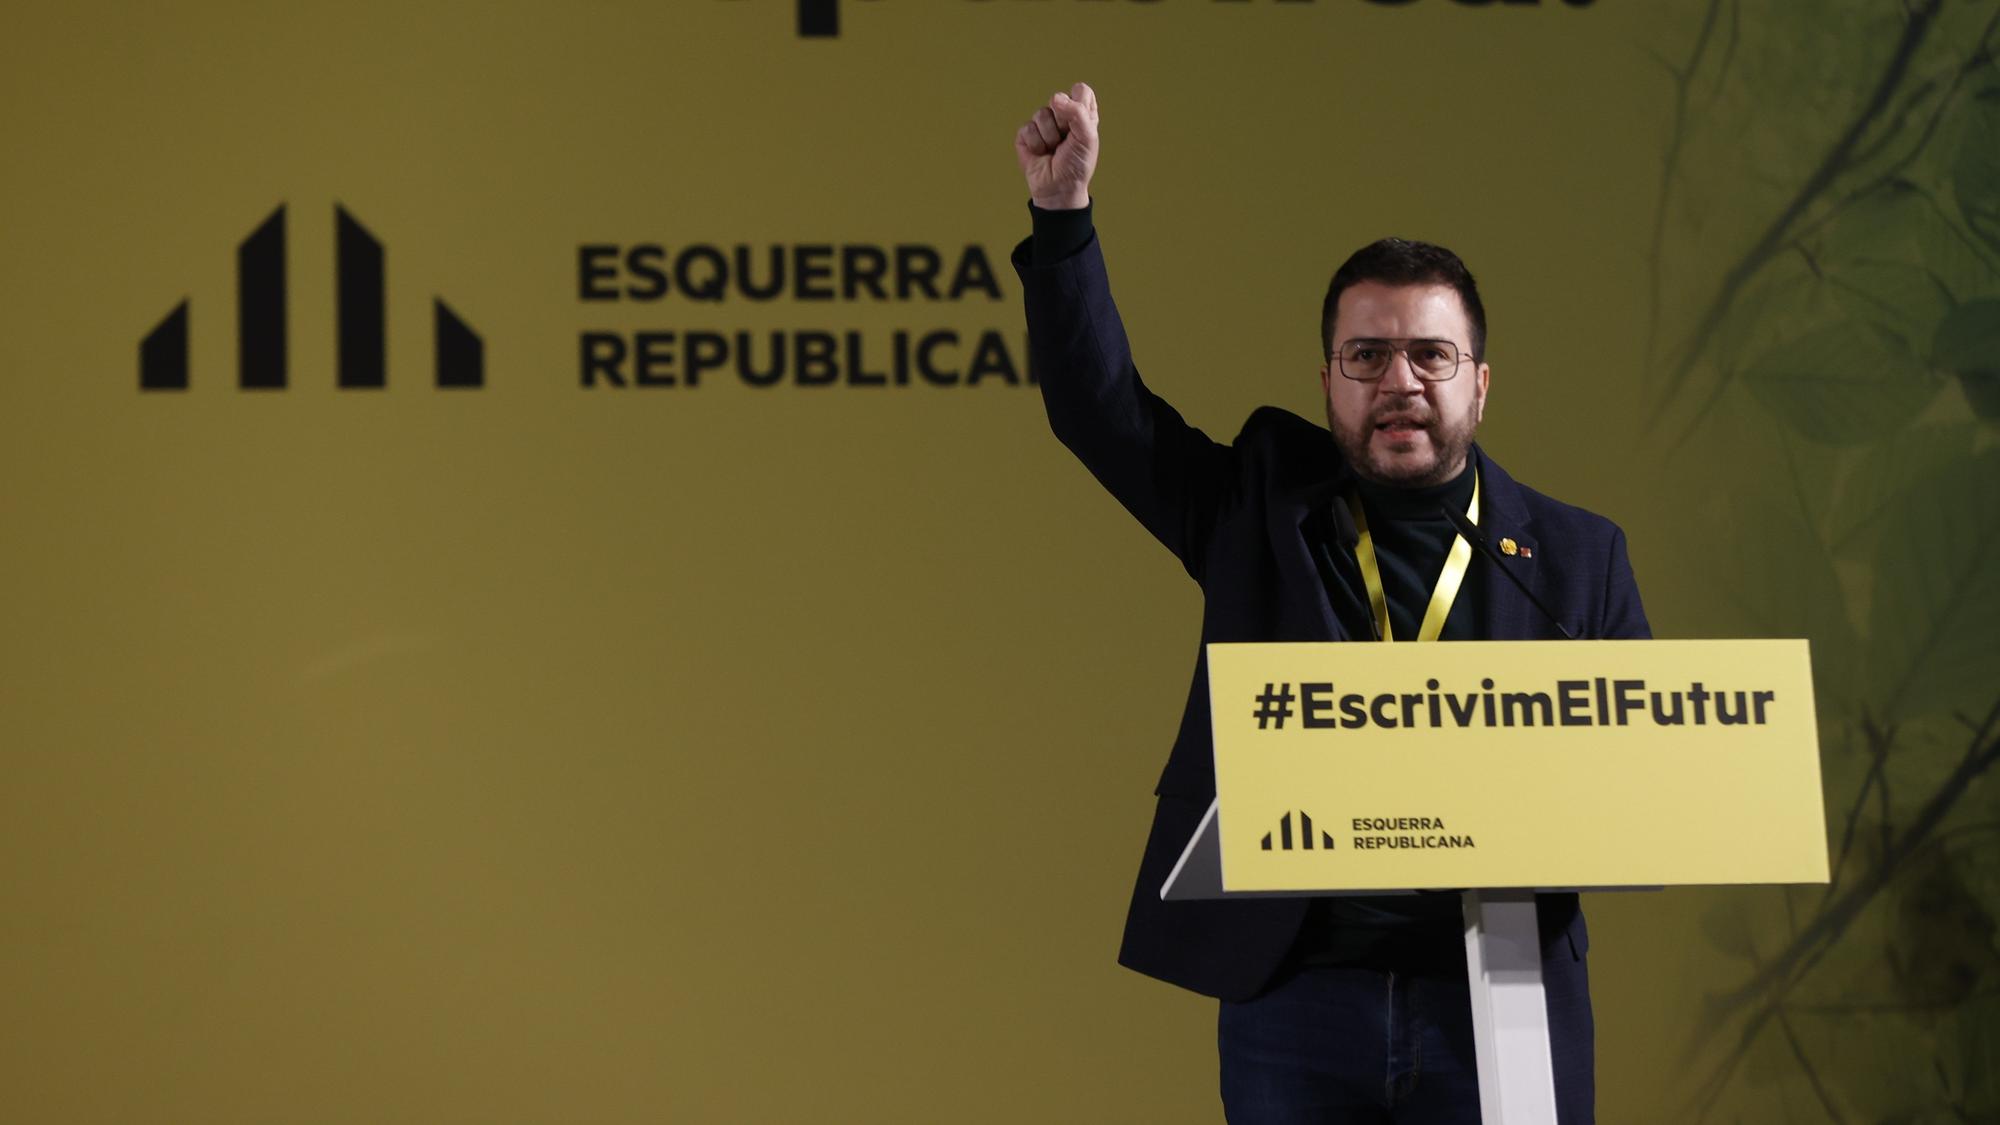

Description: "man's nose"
1377 351 1424 394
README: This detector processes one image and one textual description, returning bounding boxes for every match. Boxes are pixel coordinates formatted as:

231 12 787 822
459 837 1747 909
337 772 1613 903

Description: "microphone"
1439 504 1576 640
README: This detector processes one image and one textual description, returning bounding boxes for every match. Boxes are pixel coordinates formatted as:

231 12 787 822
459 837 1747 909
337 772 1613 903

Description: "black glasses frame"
1334 337 1475 382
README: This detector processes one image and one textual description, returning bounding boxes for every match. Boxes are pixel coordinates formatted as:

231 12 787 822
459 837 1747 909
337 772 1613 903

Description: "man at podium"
1011 84 1650 1123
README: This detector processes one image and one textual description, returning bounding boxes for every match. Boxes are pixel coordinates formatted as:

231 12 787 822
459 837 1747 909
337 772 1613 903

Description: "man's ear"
1474 361 1490 424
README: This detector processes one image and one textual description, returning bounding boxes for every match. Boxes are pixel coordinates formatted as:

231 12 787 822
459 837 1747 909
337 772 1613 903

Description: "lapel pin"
1519 545 1533 559
1499 537 1518 556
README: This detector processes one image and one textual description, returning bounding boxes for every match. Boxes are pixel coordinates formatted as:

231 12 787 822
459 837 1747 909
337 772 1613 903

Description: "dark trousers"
1218 955 1594 1123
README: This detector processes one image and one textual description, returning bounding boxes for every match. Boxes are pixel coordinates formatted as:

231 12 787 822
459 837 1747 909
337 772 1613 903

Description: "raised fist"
1014 82 1099 211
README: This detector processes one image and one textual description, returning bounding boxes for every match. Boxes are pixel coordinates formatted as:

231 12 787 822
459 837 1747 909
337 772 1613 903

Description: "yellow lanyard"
1344 470 1480 643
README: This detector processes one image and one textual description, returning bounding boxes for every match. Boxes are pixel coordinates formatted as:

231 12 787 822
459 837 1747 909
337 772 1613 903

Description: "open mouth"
1374 418 1429 439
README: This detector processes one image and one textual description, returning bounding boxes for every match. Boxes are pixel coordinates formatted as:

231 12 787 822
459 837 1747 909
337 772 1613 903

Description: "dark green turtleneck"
1352 456 1480 643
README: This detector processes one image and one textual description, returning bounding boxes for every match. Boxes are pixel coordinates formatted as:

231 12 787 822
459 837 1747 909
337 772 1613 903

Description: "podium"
1167 639 1830 1125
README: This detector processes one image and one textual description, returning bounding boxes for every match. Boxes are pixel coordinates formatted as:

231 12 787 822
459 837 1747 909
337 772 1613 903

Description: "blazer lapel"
1269 474 1348 640
1470 447 1547 641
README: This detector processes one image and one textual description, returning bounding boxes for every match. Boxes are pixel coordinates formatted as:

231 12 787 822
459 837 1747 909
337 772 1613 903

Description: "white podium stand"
1462 889 1558 1124
1162 799 1562 1124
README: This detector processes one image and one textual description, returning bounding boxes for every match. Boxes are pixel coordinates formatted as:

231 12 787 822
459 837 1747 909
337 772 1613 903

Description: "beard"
1329 400 1478 488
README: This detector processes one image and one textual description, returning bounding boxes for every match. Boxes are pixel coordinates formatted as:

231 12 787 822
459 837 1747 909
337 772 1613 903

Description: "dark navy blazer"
1015 234 1652 1003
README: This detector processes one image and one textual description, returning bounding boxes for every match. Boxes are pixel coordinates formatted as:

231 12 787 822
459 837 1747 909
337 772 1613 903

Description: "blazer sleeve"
1013 234 1233 582
1599 525 1652 639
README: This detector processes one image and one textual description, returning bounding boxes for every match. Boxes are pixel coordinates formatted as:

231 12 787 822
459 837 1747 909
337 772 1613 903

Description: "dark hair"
1320 238 1486 362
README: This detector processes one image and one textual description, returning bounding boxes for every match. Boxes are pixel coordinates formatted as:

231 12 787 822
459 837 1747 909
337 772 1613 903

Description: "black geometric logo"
798 0 839 37
140 204 483 392
1261 811 1335 852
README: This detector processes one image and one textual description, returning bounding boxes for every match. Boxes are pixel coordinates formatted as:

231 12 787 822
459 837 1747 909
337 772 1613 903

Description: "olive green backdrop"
2 2 1995 1121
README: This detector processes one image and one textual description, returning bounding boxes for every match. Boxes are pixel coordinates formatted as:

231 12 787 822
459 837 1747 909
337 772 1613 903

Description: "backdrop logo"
1261 810 1335 852
140 203 483 392
798 0 839 36
576 240 1027 389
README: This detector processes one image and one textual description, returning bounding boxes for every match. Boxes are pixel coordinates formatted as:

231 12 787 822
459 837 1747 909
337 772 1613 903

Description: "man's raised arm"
1012 83 1233 581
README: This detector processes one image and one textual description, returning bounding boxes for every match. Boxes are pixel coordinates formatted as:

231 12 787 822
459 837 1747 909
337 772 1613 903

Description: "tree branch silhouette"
1644 0 1726 379
1651 0 1944 433
1780 10 2000 273
1779 1005 1850 1124
1686 695 2000 1116
1696 692 2000 1112
1713 698 1997 1018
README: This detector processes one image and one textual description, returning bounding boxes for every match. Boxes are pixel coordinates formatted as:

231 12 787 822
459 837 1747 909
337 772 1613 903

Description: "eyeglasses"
1335 338 1473 382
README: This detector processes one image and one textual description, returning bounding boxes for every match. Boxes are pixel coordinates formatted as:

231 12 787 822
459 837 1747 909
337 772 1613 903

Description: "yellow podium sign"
1206 640 1828 892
